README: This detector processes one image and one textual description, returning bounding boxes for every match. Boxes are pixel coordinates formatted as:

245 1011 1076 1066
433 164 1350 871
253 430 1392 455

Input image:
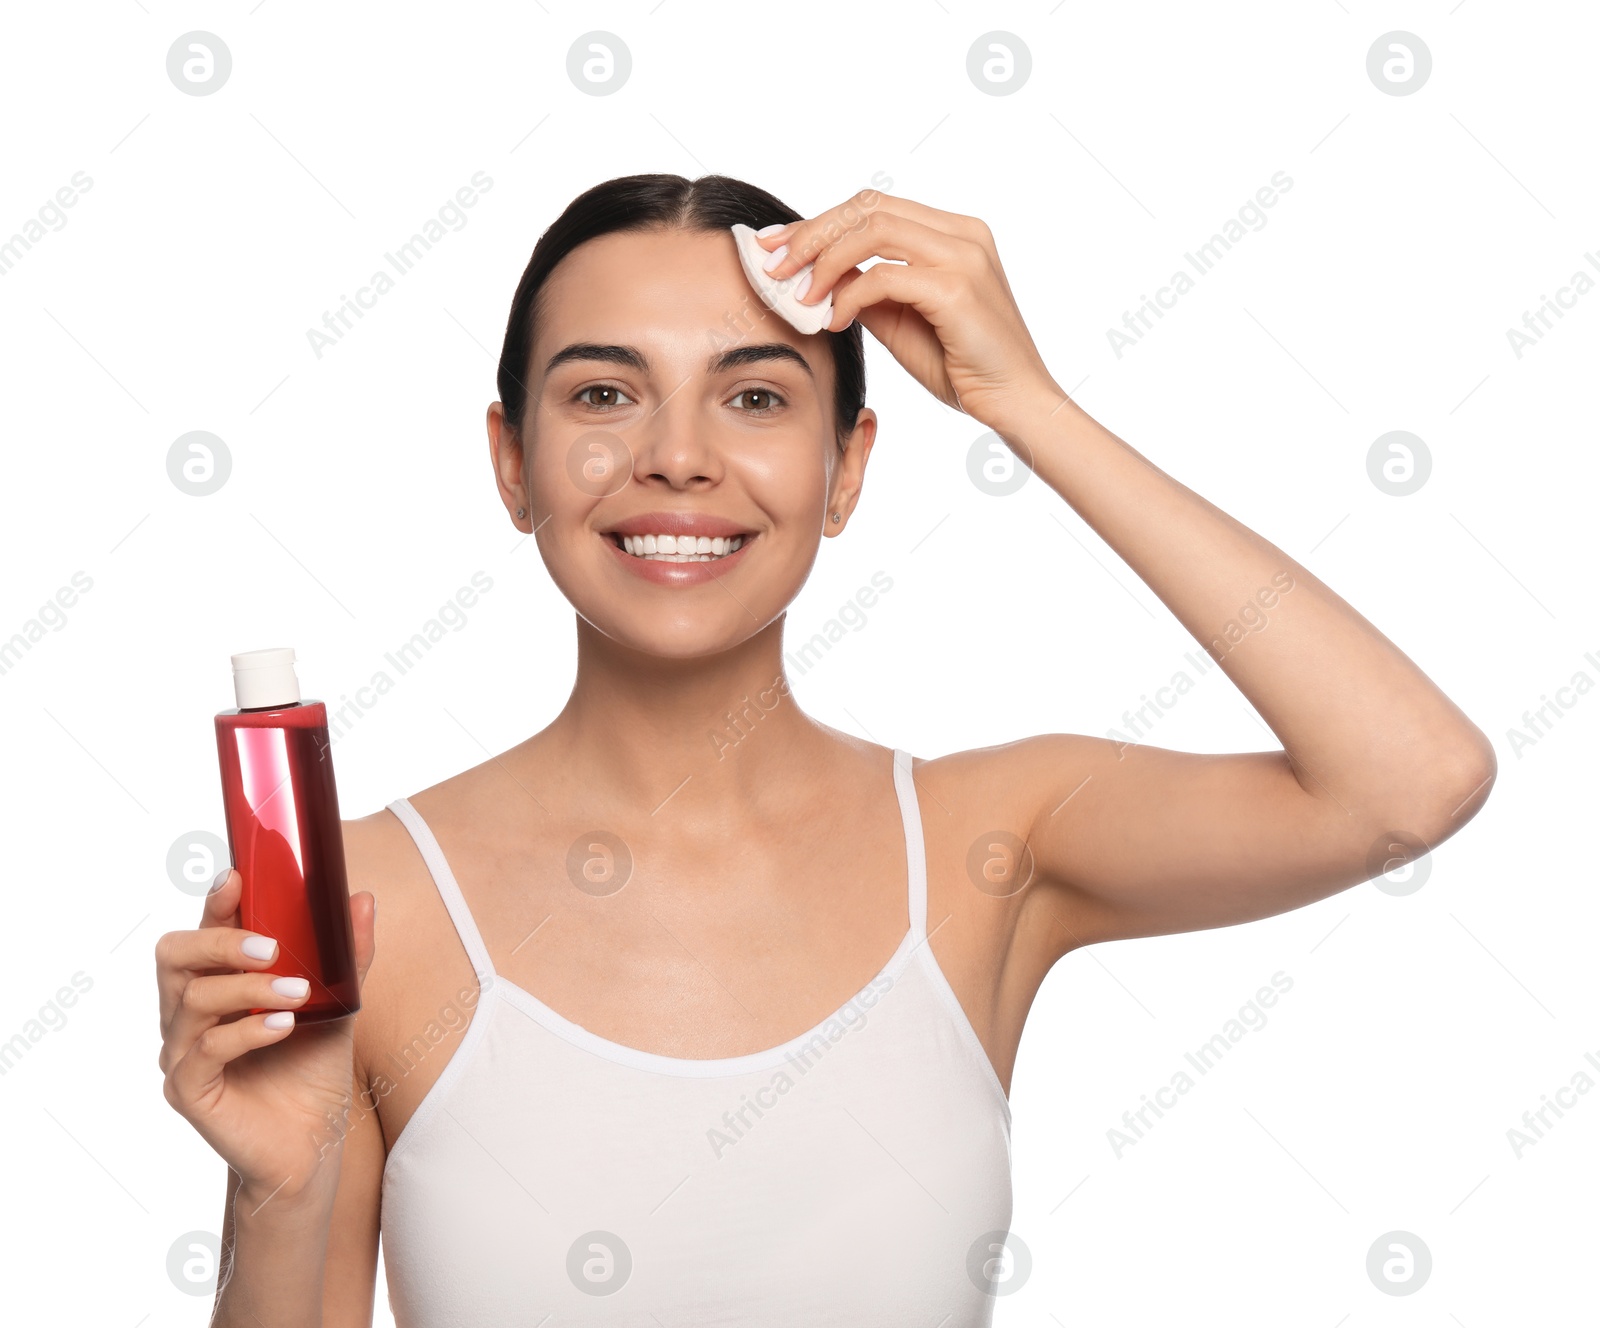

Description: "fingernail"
242 935 278 961
263 1011 295 1030
209 869 231 894
762 242 789 274
793 270 813 302
756 223 786 238
271 976 310 999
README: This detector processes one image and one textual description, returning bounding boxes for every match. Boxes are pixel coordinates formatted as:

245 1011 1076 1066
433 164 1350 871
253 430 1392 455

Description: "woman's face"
491 226 874 660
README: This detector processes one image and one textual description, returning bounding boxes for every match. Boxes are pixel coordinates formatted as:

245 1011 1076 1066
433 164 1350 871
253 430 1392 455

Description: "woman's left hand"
756 190 1065 439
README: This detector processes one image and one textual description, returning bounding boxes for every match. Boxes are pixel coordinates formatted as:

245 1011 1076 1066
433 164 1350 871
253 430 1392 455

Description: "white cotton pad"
729 222 835 335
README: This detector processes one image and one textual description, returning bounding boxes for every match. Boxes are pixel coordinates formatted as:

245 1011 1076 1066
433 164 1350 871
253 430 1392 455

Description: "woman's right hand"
156 868 378 1211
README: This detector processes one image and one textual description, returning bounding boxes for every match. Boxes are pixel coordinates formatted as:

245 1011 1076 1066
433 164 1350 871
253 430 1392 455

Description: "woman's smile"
599 509 760 585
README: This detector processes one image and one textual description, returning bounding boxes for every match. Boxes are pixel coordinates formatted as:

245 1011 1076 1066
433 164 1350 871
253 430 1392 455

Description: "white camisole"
378 747 1014 1325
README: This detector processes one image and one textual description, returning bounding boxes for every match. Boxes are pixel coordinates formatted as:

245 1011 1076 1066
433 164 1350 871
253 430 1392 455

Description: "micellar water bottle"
214 647 360 1022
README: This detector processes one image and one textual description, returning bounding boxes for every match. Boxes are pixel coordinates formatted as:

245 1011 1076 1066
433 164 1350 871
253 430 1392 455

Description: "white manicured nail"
271 976 310 999
762 242 789 273
263 1011 295 1030
241 935 277 961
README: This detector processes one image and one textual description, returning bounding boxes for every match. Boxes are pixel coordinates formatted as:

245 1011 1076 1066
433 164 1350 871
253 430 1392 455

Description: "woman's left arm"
761 192 1496 945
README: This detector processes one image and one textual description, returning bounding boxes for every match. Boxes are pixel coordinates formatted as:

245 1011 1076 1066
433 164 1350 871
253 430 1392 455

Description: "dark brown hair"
495 173 866 450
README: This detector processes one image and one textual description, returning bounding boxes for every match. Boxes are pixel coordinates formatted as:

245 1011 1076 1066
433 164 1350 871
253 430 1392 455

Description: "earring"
831 512 841 523
516 507 526 519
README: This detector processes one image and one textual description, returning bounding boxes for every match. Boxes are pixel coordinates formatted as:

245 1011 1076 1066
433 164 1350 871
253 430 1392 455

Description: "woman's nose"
629 398 723 487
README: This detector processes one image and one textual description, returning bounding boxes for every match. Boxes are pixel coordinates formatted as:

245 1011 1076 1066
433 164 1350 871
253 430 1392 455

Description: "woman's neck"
519 612 837 815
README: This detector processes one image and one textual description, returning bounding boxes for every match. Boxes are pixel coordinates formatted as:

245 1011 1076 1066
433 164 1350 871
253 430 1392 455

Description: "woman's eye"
730 388 785 413
576 385 633 409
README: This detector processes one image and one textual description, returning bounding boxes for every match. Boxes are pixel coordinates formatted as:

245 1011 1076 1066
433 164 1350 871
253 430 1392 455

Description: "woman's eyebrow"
708 343 813 378
544 342 647 375
543 341 814 379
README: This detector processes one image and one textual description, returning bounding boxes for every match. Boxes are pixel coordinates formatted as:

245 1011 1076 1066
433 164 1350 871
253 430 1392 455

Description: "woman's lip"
602 530 755 585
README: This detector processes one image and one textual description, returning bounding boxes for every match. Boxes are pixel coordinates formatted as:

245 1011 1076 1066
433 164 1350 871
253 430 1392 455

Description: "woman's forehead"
537 227 814 361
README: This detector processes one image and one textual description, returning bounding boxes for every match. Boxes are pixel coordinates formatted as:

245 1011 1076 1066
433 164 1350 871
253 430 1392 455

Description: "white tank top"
378 747 1014 1324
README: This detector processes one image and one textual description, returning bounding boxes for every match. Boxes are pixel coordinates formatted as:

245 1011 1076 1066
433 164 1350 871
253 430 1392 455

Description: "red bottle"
215 648 360 1023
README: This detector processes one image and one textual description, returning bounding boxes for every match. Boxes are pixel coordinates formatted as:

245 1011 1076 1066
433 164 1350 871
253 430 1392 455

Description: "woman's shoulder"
337 769 490 1088
803 723 1101 815
903 732 1101 808
341 801 429 892
352 752 500 834
338 756 500 911
338 756 518 942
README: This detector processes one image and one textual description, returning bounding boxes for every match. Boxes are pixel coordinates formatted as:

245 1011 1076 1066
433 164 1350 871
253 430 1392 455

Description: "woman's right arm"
213 1045 387 1326
214 1165 342 1324
155 855 379 1327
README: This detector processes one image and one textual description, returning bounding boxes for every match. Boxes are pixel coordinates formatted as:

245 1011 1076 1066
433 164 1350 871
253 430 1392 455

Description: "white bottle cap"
231 647 301 710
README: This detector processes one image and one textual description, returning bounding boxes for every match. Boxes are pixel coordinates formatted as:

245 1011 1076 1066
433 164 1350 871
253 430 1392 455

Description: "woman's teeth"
617 533 746 562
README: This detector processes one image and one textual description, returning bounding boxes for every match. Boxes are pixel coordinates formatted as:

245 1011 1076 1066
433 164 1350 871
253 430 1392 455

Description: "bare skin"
159 189 1496 1324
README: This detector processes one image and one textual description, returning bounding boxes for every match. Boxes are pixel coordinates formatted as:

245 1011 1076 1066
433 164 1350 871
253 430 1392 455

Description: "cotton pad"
730 222 835 336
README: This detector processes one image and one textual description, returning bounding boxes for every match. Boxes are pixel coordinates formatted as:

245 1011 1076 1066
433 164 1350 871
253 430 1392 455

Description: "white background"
1 1 1594 1323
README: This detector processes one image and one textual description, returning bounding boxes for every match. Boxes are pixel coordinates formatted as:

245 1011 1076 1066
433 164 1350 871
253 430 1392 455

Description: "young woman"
156 174 1496 1326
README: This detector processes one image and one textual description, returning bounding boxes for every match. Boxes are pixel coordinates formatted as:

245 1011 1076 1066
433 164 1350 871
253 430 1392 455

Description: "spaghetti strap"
891 748 928 942
386 797 497 984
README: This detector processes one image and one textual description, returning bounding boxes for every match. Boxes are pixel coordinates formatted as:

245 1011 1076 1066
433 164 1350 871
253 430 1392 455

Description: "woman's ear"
826 407 877 533
487 401 529 526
